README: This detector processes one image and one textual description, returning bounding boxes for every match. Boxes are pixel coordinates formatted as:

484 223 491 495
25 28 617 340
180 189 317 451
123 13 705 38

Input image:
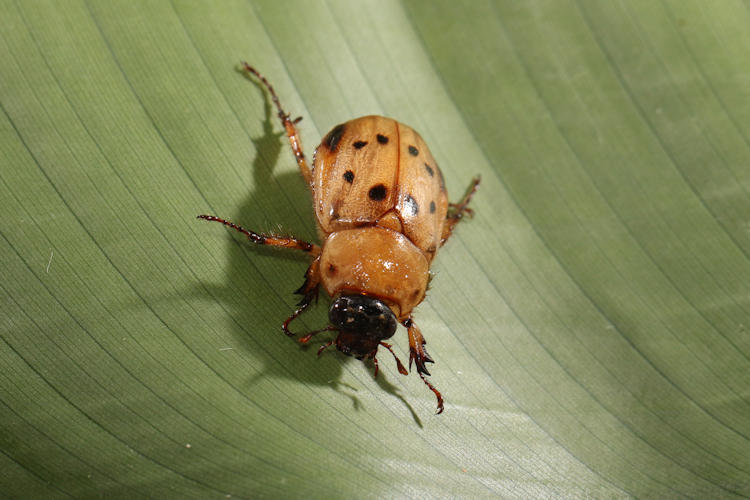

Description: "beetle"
199 63 479 413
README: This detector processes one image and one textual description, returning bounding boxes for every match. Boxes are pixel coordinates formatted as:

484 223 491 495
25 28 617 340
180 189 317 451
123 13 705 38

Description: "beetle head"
328 294 397 359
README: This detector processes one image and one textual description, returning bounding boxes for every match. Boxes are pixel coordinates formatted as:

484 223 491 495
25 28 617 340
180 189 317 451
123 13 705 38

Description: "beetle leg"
198 215 323 337
403 319 444 414
317 340 334 356
293 256 321 303
403 318 434 375
379 342 408 376
198 215 321 255
283 257 322 337
298 326 336 344
418 371 445 415
241 62 313 185
441 176 481 246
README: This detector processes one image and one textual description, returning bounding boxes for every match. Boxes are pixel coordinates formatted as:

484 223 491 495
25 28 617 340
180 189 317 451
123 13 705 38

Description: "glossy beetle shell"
313 116 449 260
312 116 449 319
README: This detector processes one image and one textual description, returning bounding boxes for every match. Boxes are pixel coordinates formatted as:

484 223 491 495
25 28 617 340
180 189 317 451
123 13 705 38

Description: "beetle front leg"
403 318 444 414
284 256 323 337
403 318 433 375
378 342 408 376
241 62 313 185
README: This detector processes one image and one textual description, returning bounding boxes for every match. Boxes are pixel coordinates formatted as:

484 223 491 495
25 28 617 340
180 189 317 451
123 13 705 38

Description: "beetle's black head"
328 294 398 359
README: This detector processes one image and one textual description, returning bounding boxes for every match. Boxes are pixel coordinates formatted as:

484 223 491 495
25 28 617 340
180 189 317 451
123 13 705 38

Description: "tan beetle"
199 63 479 413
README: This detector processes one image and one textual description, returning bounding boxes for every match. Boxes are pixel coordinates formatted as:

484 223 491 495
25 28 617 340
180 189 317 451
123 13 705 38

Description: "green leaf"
2 0 749 497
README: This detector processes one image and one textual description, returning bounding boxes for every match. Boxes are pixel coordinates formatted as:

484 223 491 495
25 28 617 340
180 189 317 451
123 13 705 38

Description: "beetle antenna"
379 342 408 375
418 371 444 414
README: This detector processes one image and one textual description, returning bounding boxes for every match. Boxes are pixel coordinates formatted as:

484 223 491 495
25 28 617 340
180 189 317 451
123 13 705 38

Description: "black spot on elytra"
437 167 445 190
403 194 419 217
376 134 389 144
353 140 367 149
429 201 436 213
424 163 434 177
368 184 387 201
323 124 345 152
343 170 355 183
408 145 419 156
327 264 337 275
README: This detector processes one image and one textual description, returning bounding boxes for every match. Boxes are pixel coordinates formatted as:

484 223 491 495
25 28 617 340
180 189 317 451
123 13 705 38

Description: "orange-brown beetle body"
199 64 479 413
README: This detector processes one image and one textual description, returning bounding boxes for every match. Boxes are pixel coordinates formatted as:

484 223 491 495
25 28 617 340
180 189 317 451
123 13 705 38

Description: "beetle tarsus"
241 62 313 184
298 326 336 344
281 301 316 337
441 176 481 245
418 371 444 414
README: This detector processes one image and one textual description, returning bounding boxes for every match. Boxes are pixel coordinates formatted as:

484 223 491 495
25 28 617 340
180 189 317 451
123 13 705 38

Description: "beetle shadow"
371 360 425 427
196 73 422 422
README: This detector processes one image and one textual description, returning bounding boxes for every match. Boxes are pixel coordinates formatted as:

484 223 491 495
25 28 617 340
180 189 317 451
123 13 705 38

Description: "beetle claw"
409 348 432 376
